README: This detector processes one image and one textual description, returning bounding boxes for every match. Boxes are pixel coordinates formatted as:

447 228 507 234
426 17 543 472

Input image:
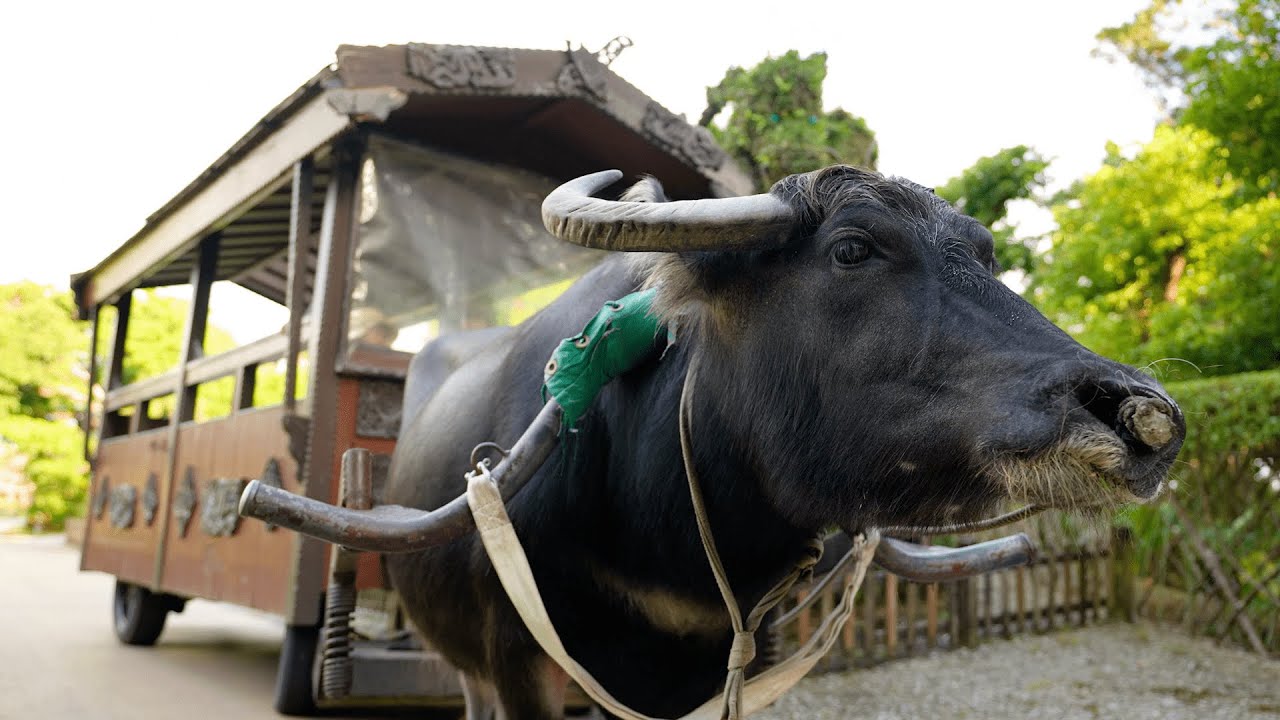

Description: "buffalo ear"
619 176 670 204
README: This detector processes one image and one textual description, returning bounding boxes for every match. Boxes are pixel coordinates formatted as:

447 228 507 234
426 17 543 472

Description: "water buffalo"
385 166 1184 719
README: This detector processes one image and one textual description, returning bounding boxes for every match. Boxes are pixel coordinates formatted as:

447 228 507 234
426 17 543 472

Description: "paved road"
0 534 419 720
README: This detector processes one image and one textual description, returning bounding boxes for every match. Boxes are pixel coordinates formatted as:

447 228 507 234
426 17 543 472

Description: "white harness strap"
467 476 877 720
465 354 880 719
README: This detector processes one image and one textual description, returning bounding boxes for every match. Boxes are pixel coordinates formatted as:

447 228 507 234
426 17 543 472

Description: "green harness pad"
542 288 670 429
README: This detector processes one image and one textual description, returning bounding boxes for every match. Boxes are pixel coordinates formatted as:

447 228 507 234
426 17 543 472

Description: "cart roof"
71 42 752 315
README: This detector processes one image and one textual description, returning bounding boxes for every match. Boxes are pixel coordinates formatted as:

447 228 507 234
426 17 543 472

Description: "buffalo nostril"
1118 396 1175 450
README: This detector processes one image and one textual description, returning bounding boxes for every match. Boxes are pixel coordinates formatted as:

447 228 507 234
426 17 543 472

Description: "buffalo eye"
831 237 871 268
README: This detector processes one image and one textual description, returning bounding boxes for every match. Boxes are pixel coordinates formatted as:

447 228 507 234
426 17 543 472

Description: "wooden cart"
71 41 751 715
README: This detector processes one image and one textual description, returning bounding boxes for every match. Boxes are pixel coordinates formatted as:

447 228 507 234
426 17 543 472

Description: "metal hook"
470 442 510 469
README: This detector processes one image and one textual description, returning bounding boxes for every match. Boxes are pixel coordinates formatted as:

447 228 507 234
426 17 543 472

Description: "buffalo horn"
541 169 795 252
237 400 563 553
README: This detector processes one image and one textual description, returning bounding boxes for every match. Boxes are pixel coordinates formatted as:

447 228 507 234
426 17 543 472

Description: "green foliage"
1094 0 1184 108
0 282 241 530
1119 369 1280 623
1164 367 1280 459
701 52 1045 275
1098 0 1280 199
1178 0 1280 199
1032 124 1280 377
98 290 237 385
97 291 239 419
0 283 86 419
935 145 1050 274
0 282 88 530
0 416 86 530
701 51 878 191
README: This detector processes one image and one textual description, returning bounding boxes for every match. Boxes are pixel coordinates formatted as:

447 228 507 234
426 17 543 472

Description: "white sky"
0 0 1160 308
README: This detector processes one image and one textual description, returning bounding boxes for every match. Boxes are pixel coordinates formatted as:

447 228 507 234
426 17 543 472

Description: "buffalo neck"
574 338 817 611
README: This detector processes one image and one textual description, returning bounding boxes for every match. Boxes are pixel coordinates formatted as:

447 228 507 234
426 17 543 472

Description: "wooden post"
105 293 132 392
99 293 133 441
1049 538 1059 627
1111 526 1140 622
885 574 898 658
819 584 835 671
1170 499 1269 655
288 137 363 627
234 363 257 412
796 590 812 645
152 233 220 590
82 306 100 461
861 571 878 661
1062 545 1075 626
906 576 919 653
955 577 979 649
1079 546 1090 624
925 583 939 648
998 570 1011 638
982 565 993 638
283 156 315 416
1015 566 1027 633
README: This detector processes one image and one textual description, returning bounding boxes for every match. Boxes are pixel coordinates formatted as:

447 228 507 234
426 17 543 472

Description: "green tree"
0 283 85 418
701 50 878 191
936 145 1050 275
0 283 241 530
97 290 237 386
1032 125 1280 377
1098 0 1280 199
701 52 1047 272
0 283 89 528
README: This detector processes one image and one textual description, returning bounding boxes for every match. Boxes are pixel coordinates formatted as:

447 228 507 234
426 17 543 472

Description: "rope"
678 353 822 719
463 350 880 719
876 503 1045 538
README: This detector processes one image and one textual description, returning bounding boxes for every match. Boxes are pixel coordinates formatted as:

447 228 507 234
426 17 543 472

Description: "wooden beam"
82 306 100 461
234 364 257 412
105 293 132 391
179 236 220 420
287 137 363 626
99 293 133 440
284 157 316 415
184 334 288 388
104 371 177 413
152 233 219 590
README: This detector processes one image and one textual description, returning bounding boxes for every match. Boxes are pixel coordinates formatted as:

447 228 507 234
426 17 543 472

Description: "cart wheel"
112 580 170 646
274 624 320 716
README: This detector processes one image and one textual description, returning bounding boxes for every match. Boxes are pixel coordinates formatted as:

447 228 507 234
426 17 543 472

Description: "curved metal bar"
873 533 1036 584
237 400 563 553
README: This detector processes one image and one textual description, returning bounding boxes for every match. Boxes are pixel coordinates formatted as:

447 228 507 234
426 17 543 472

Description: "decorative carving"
282 414 310 480
371 453 392 506
260 458 283 531
173 467 197 538
641 103 726 173
326 87 408 123
556 47 607 103
357 380 403 439
595 36 633 67
201 478 248 537
109 485 136 529
92 476 109 520
261 458 283 489
406 44 516 91
142 472 159 526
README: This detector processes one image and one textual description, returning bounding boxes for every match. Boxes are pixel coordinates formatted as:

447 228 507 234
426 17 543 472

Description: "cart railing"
102 333 293 438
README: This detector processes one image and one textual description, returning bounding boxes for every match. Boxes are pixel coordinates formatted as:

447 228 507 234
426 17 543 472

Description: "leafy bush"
1120 368 1280 633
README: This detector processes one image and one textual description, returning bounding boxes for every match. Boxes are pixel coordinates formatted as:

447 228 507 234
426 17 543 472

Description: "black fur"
385 166 1184 719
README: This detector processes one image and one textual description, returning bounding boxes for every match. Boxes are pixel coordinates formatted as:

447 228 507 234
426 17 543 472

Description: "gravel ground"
754 622 1280 720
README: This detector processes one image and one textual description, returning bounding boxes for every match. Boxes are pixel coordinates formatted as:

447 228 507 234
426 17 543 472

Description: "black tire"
274 624 320 716
112 580 170 646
